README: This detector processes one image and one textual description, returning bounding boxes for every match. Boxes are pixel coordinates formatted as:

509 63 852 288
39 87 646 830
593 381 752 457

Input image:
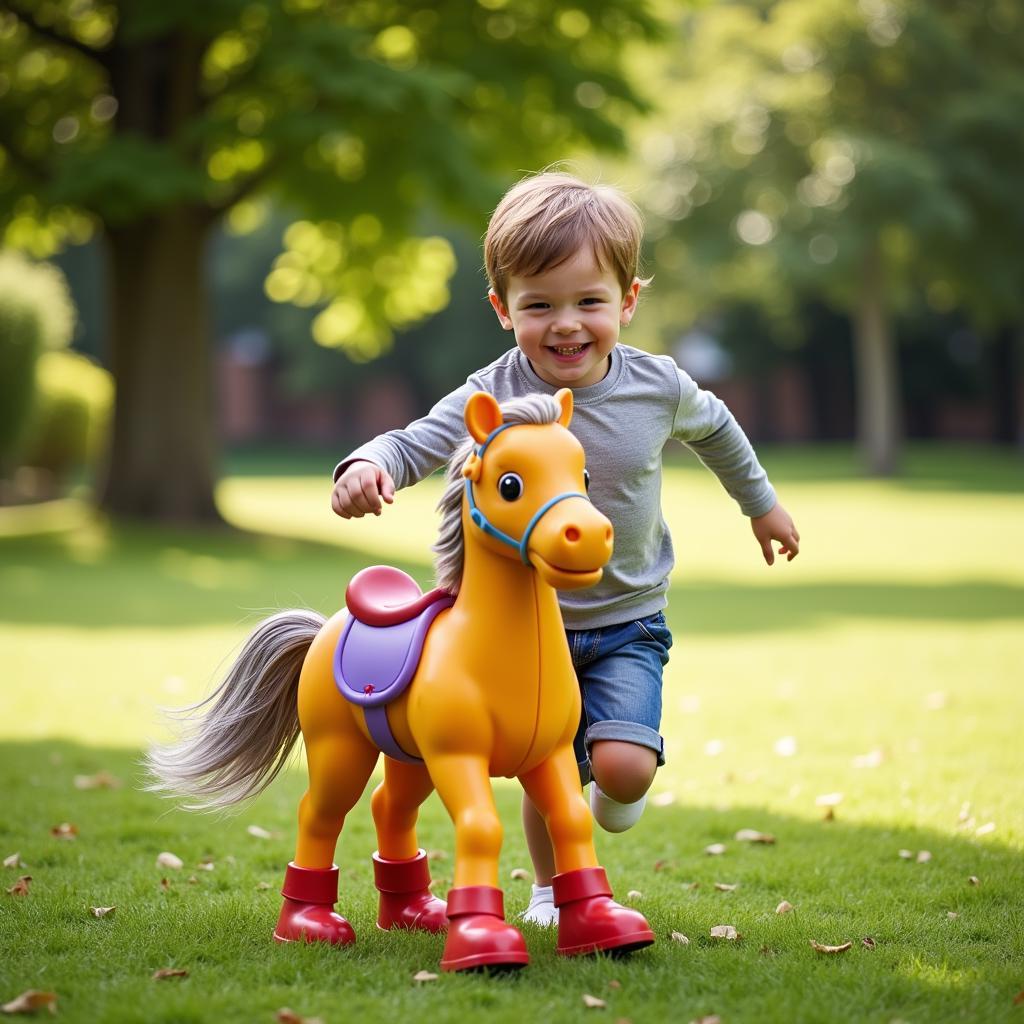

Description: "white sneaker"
521 883 559 926
590 782 647 834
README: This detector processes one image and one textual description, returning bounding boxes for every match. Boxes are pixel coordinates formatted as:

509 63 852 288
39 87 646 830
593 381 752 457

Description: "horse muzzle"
526 496 613 591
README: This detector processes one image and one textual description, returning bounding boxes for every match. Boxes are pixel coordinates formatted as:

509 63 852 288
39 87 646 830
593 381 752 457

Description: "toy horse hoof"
440 886 529 972
274 862 355 946
552 867 655 957
374 850 447 932
274 902 356 945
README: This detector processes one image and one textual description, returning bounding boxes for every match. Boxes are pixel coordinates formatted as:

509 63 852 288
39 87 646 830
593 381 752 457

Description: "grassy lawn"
1 445 1022 1023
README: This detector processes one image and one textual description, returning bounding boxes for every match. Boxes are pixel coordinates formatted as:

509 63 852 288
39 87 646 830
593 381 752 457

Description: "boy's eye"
498 473 523 501
580 297 602 306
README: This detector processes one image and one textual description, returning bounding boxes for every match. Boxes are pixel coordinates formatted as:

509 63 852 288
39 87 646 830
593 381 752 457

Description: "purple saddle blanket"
333 567 454 763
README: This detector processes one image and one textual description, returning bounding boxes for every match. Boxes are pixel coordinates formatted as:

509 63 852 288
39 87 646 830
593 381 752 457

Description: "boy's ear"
554 388 573 428
620 278 642 326
488 288 514 331
464 391 503 443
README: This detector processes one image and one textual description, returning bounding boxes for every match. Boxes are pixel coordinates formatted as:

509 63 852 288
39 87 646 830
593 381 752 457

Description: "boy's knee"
589 740 658 804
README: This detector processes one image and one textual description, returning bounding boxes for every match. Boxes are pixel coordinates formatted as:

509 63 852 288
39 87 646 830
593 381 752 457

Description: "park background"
1 2 1022 1022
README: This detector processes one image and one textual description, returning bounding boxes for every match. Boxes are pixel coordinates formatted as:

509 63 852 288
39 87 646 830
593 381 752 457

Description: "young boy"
331 171 799 925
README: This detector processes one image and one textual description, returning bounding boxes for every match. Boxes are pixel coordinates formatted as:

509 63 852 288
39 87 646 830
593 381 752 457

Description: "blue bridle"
464 422 588 565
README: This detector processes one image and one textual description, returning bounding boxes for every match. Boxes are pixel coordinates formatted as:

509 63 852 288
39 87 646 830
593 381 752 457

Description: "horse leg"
428 753 529 972
369 757 447 932
275 721 379 946
519 744 655 957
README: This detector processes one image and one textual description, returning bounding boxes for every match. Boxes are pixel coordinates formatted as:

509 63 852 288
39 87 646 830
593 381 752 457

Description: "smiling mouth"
550 343 590 357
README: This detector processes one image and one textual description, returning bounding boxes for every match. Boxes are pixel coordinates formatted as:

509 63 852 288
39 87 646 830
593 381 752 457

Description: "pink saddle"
333 567 454 763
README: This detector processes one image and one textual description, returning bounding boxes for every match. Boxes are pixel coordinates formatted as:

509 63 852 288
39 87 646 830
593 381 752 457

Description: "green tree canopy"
0 0 660 520
632 0 1024 472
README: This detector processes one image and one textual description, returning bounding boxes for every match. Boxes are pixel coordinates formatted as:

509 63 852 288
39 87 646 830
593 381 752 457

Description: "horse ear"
554 388 573 428
464 391 503 443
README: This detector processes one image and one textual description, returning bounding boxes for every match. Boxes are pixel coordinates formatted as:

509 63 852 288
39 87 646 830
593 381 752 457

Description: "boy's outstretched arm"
331 460 396 519
750 502 800 565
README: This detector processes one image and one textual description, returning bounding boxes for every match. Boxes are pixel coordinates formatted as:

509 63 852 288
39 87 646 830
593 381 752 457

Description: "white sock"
590 782 647 833
521 883 559 926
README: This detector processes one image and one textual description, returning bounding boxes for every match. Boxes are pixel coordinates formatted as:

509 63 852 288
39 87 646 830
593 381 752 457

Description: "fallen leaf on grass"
898 849 914 860
810 940 852 954
947 912 959 919
186 876 200 885
626 890 643 901
968 875 980 886
709 925 738 940
607 980 621 990
861 936 876 950
50 823 78 841
6 876 32 897
73 771 122 790
734 829 775 844
815 792 843 808
159 878 171 891
704 843 726 856
151 968 188 981
670 932 690 944
688 1017 721 1024
1 990 57 1015
682 881 700 890
412 971 438 984
651 792 676 807
3 853 25 869
89 906 115 918
822 807 835 822
852 748 885 769
425 849 448 861
775 900 794 914
1013 990 1024 1007
916 850 932 864
156 852 183 870
256 882 272 891
246 825 280 840
774 735 798 757
275 1010 324 1024
581 993 606 1009
975 822 996 837
509 868 530 881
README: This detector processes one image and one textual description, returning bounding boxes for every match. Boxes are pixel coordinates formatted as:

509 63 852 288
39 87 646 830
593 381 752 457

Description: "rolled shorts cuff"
577 720 665 784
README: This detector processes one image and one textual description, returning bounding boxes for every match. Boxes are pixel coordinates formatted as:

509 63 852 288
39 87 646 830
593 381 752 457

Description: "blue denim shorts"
567 611 673 784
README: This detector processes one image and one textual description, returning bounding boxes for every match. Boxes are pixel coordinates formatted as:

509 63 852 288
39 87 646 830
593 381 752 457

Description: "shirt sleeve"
333 377 480 487
672 367 777 518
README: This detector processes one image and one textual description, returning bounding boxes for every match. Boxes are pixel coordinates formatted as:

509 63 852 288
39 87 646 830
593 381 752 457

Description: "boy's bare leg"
589 740 658 833
521 792 559 925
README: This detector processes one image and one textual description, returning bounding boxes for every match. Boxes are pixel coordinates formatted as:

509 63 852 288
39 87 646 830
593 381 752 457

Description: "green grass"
2 444 1023 1023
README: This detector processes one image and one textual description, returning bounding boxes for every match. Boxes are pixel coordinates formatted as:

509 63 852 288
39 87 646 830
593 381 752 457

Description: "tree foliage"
630 0 1024 470
0 0 662 519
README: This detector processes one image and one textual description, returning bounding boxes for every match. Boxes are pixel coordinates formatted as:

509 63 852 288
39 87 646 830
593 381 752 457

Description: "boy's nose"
553 317 581 334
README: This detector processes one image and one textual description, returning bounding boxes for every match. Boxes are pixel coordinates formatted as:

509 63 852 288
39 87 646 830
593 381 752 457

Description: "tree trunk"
991 323 1022 446
852 244 902 475
99 207 222 522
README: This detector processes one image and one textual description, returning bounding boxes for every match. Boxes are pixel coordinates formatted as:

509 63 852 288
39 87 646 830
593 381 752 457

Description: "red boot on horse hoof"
553 866 655 957
273 863 355 945
373 849 447 932
439 886 530 972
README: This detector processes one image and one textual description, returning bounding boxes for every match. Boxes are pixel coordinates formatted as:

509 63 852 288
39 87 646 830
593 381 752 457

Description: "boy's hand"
750 502 800 565
331 461 395 518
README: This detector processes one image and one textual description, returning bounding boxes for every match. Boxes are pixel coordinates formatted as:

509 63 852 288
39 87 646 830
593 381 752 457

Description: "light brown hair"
484 171 647 304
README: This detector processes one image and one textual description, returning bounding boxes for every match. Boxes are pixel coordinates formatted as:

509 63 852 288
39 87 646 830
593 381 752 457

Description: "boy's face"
489 248 640 389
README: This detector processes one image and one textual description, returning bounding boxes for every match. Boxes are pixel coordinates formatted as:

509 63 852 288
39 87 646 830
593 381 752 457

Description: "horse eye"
583 468 591 492
498 473 523 501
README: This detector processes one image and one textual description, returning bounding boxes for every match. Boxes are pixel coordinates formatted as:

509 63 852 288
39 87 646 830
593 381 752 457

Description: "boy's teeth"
553 344 585 356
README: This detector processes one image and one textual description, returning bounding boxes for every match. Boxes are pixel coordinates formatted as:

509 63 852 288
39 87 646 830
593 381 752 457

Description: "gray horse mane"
432 393 563 594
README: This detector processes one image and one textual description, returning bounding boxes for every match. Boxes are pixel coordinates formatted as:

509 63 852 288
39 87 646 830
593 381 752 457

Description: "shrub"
20 350 114 482
0 252 77 465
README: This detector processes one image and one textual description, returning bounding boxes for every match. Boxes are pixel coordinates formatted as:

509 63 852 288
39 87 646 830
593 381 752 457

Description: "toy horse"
149 389 654 971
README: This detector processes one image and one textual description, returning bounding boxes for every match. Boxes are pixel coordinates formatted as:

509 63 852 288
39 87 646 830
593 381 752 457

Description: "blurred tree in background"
0 0 660 522
632 0 1024 474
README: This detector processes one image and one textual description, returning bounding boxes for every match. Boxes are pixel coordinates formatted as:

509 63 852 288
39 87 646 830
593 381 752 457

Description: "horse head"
460 389 613 590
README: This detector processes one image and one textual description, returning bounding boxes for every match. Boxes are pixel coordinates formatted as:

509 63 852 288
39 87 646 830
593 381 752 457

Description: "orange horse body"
152 390 654 971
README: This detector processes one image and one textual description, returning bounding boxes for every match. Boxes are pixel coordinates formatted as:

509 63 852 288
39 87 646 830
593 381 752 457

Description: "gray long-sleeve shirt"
335 344 776 630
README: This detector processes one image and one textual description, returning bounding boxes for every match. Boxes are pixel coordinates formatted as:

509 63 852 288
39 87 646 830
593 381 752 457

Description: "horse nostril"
565 526 580 543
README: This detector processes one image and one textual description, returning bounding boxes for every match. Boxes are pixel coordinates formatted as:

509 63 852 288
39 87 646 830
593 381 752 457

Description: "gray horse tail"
145 609 326 810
